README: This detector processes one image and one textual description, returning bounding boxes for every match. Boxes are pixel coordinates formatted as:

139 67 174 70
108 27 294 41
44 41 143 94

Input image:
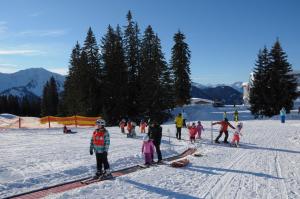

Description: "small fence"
40 115 101 128
0 115 101 129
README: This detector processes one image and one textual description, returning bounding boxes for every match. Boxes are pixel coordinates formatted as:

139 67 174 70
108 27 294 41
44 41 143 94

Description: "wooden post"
211 121 213 144
48 116 50 128
75 115 77 128
19 117 21 128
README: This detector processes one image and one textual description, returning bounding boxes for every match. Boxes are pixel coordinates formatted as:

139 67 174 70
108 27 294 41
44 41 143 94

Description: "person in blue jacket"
280 107 286 123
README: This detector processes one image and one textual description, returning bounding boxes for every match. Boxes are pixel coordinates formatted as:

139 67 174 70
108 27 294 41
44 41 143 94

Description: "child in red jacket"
188 122 197 143
196 121 204 139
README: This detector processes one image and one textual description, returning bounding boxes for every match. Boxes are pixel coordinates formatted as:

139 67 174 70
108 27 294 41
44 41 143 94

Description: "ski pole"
211 121 213 144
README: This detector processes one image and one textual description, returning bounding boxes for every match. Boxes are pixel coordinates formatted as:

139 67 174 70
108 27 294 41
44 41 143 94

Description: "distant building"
242 71 300 105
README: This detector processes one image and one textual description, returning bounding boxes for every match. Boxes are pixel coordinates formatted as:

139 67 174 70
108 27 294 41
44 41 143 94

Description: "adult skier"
148 120 162 163
174 113 184 140
90 119 111 178
212 118 235 144
280 107 286 123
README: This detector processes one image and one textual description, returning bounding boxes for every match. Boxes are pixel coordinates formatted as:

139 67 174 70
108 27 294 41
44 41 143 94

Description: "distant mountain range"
0 68 244 105
191 82 243 105
0 68 65 98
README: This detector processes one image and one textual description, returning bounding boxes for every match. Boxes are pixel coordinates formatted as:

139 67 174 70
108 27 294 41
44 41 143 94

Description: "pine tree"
267 39 298 115
41 77 59 116
124 10 141 118
249 47 270 117
101 25 128 124
139 26 174 122
62 42 82 115
170 31 191 106
82 27 102 115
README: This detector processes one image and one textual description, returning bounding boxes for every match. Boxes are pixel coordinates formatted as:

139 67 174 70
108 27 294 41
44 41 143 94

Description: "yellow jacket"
175 116 183 128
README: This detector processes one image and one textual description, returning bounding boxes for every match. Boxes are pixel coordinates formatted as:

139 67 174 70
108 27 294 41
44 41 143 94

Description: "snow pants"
96 152 110 172
176 127 182 139
215 130 229 142
144 153 153 164
154 142 162 161
281 115 285 123
231 134 240 144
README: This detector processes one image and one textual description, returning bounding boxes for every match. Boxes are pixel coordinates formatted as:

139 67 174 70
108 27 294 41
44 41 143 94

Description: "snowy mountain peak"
0 68 65 97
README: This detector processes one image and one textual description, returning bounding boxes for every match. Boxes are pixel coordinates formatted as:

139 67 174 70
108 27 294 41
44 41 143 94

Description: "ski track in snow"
1 120 300 199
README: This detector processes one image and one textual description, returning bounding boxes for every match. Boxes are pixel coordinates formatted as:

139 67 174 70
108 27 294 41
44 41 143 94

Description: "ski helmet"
96 119 106 126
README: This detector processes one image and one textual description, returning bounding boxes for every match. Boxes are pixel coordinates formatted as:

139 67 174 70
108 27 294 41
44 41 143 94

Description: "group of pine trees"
0 95 41 116
249 39 298 117
59 11 191 124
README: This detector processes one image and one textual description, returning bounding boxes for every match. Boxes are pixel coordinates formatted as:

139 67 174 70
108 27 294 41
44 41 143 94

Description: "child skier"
212 118 235 144
230 122 243 147
196 121 204 139
140 119 147 133
119 119 126 134
90 119 111 178
187 122 197 143
141 135 155 165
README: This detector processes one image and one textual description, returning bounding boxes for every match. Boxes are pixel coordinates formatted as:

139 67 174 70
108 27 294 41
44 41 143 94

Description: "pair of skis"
81 174 114 185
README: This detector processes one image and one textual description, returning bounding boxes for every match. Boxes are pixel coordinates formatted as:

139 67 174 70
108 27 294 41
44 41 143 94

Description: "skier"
174 113 184 140
223 111 227 120
234 110 239 122
140 119 147 133
148 120 162 163
90 119 111 178
141 135 155 165
212 118 235 144
280 107 286 123
230 122 243 147
182 109 187 128
63 125 71 134
119 119 126 134
196 121 204 139
187 122 197 143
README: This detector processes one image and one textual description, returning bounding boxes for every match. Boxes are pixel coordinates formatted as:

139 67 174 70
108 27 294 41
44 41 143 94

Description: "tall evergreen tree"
101 25 128 124
41 77 59 116
249 47 270 117
82 27 102 115
267 39 298 115
63 42 82 115
123 10 141 118
139 26 174 122
170 31 191 106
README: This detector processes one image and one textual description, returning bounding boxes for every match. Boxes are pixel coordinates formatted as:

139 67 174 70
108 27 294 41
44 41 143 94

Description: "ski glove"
90 149 93 155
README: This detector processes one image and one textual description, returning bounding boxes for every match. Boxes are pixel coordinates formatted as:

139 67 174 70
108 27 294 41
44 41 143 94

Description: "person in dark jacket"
148 120 162 163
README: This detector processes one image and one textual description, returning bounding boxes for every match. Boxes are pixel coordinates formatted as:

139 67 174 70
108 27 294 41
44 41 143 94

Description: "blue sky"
0 0 299 84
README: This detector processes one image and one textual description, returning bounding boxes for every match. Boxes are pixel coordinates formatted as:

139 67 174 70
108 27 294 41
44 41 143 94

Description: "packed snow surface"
0 105 300 199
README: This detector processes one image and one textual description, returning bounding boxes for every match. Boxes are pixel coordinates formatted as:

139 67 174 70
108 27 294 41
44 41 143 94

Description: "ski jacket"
213 121 235 132
188 126 197 137
280 109 286 116
140 122 147 130
234 128 242 136
90 128 110 153
119 121 126 128
196 124 204 134
148 125 162 145
174 116 184 128
142 140 155 154
127 122 133 131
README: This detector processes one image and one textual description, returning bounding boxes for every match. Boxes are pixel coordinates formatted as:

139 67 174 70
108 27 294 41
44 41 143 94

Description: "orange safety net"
40 116 101 126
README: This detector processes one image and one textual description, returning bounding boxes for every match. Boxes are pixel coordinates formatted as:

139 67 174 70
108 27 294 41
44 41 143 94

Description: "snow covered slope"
1 112 300 198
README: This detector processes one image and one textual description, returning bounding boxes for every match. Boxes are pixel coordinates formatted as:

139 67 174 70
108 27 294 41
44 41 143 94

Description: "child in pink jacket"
196 121 204 139
188 122 197 143
142 135 155 165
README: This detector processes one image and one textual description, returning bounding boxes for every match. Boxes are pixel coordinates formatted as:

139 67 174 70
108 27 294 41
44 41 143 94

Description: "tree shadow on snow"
123 179 201 199
186 165 283 180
